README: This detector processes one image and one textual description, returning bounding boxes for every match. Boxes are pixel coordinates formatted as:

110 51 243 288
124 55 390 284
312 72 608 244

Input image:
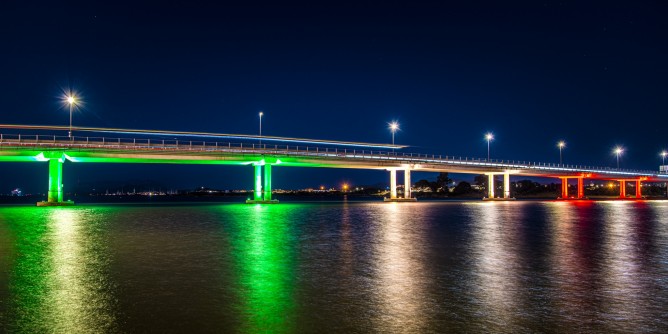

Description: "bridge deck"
1 133 666 180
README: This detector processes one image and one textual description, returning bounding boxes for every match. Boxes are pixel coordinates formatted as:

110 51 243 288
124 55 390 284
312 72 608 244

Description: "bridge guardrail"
0 133 665 176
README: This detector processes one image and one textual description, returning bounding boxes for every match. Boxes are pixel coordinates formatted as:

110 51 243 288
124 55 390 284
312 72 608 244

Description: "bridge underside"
0 146 665 205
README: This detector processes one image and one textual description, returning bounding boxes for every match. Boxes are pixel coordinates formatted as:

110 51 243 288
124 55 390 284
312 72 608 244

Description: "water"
1 201 667 333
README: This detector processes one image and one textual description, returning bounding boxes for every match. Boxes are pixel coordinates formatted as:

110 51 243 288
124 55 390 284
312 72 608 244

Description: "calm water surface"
1 201 667 333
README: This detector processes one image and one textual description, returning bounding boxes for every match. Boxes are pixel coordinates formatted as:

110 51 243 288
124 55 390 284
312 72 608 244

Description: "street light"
259 111 263 147
661 150 667 166
485 133 494 160
558 141 566 165
614 147 624 169
389 121 399 147
65 94 77 138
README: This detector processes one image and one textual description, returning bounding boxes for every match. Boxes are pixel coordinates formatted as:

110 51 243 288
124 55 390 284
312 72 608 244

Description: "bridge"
0 124 666 205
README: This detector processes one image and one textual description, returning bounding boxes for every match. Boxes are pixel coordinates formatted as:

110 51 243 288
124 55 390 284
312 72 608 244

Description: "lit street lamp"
661 150 667 166
614 147 624 169
66 95 76 138
389 121 399 149
259 111 263 146
485 133 494 160
558 141 566 165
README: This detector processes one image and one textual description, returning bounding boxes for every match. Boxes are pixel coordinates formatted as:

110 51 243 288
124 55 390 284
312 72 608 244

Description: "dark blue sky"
1 1 667 192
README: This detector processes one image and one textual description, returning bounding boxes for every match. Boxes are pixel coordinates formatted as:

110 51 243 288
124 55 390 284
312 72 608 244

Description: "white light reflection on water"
339 201 354 277
650 201 668 277
547 200 668 332
372 202 429 333
599 201 651 332
45 208 116 333
546 200 603 329
466 201 523 331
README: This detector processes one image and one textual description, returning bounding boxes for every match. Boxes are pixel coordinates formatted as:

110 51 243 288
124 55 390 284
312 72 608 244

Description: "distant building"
11 188 22 196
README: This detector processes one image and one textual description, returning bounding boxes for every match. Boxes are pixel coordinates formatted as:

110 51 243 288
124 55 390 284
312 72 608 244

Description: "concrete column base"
384 197 418 202
482 197 516 201
37 200 75 207
245 199 280 204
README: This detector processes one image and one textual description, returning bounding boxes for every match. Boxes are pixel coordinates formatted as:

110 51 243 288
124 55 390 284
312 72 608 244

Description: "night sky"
1 1 667 193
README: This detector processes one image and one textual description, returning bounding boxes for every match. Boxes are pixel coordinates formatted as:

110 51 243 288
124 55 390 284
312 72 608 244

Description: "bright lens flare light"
485 133 493 141
389 122 399 133
558 141 565 148
615 147 624 155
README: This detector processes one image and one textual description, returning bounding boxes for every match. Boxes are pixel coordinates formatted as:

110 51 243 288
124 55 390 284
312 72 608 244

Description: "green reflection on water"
229 204 296 333
2 207 52 333
1 207 117 333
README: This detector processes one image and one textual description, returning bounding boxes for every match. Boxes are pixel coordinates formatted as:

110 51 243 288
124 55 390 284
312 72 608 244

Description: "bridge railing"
0 132 665 176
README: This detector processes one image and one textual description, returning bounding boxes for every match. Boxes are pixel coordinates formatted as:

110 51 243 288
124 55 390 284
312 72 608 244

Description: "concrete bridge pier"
560 178 569 198
254 164 262 201
246 161 279 204
37 158 74 206
558 177 587 200
483 172 515 201
615 179 645 199
390 169 397 199
264 164 273 201
487 174 495 199
48 158 63 203
404 169 412 199
384 168 417 202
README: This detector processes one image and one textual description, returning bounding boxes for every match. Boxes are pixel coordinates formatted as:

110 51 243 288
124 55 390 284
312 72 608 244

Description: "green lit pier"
246 163 279 204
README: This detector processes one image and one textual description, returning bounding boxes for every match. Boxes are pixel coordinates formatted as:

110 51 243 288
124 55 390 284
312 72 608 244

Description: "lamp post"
259 111 263 147
614 147 624 169
66 95 76 138
558 141 566 165
485 133 493 161
389 121 399 151
661 150 667 166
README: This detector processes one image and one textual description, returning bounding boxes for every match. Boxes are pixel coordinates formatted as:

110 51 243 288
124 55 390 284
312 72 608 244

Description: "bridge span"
0 125 666 205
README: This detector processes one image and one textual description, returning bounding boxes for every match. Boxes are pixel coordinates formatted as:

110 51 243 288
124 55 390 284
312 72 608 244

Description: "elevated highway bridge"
0 125 665 205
